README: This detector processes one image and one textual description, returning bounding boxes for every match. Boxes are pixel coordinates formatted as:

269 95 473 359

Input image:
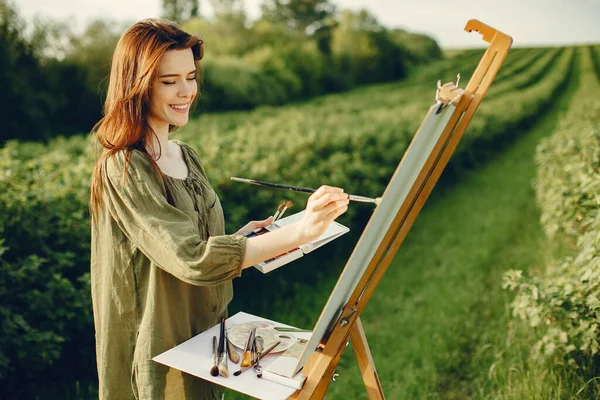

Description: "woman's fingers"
256 216 273 227
308 187 347 212
310 185 343 200
308 186 344 206
249 216 274 231
327 203 348 220
297 186 349 242
314 197 349 217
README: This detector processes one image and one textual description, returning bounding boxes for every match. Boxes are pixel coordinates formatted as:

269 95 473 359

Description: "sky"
16 0 600 49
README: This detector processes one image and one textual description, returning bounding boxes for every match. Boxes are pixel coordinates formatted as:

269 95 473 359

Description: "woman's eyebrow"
159 69 197 78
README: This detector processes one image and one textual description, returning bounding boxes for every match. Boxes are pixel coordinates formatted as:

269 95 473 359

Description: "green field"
1 44 600 398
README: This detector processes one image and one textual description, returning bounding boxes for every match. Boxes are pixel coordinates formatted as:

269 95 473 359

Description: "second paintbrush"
230 177 382 206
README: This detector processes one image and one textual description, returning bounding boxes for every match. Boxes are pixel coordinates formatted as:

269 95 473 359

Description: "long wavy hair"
89 19 203 219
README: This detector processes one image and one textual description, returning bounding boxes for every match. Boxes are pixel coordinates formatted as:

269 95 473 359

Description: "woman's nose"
178 80 194 97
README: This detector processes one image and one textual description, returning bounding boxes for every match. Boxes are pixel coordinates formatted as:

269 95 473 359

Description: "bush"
503 46 600 365
0 137 95 395
330 9 410 86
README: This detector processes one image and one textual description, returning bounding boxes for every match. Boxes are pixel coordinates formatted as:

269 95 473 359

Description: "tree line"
0 0 441 144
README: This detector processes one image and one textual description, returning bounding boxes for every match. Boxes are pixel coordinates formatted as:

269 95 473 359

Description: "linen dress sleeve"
101 150 246 285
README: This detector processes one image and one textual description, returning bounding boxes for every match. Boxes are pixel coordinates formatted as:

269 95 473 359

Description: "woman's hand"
297 185 349 243
234 216 274 236
240 186 348 269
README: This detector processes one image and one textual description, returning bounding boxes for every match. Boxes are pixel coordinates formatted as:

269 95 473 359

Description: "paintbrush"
242 202 286 238
217 317 229 377
272 202 286 221
230 177 382 206
210 335 219 377
274 200 294 222
274 326 312 333
240 327 256 367
233 340 281 376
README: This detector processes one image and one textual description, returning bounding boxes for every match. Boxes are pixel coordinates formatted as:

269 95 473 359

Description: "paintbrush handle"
231 177 315 194
240 327 256 367
348 194 379 204
274 326 312 333
218 317 226 356
231 177 380 205
232 341 281 376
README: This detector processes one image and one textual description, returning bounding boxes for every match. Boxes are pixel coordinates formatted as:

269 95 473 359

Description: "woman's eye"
162 81 176 85
187 77 196 81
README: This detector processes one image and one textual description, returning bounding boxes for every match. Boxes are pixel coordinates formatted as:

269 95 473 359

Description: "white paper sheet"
152 312 311 400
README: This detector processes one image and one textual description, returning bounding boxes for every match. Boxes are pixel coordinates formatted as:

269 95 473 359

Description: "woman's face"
148 48 198 132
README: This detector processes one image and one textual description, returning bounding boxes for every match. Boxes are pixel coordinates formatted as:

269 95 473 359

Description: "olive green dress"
91 141 246 399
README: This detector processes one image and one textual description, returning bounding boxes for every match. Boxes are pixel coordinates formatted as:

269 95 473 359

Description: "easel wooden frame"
289 20 513 400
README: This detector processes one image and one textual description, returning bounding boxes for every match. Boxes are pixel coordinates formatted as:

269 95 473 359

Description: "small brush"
240 327 256 367
274 326 312 333
243 201 290 238
210 335 219 377
274 200 294 222
272 202 286 221
233 340 281 376
217 317 229 377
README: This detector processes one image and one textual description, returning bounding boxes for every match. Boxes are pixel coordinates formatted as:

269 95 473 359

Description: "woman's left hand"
234 216 274 236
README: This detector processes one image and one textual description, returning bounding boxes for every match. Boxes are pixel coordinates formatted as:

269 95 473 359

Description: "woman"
89 19 348 399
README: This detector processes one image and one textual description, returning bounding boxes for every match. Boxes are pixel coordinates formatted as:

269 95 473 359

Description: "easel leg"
350 317 385 400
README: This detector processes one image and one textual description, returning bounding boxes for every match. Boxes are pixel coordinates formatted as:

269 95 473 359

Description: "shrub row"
485 47 563 100
503 45 600 365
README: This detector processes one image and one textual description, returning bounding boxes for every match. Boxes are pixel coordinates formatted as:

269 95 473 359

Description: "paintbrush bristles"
272 202 286 221
275 200 294 221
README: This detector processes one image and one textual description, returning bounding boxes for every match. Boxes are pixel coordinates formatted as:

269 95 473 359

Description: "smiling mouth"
170 103 189 112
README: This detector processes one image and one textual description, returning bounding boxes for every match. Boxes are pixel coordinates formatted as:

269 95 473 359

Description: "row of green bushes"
503 46 600 366
448 46 575 167
0 139 95 392
0 46 573 395
485 47 563 100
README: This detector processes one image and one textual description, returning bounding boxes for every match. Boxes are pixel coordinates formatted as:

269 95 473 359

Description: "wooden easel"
289 20 513 400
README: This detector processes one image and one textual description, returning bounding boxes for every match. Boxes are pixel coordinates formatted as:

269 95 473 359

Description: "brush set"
243 200 294 238
210 318 280 379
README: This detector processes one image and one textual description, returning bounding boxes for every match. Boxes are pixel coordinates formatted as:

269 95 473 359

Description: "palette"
228 321 296 353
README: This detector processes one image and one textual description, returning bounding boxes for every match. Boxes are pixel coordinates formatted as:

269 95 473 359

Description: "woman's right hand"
297 185 349 242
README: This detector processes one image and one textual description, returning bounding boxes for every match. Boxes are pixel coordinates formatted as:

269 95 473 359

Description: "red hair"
90 19 203 218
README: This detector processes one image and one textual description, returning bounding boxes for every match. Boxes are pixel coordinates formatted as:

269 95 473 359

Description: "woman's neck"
146 120 172 160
